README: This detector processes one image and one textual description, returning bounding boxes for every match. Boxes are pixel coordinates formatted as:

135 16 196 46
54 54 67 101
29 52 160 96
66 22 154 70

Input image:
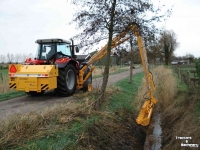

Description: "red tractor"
9 38 92 96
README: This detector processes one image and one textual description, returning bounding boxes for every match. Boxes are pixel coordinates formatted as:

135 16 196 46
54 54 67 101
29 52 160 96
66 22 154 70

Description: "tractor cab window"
36 43 71 60
37 43 56 60
57 43 71 57
45 44 56 60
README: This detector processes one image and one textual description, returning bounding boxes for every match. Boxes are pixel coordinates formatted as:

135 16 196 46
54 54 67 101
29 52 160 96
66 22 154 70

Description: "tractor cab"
35 39 73 60
25 38 79 65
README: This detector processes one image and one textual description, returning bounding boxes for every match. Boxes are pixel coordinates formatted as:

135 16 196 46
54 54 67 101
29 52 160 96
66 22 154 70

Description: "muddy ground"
0 68 142 120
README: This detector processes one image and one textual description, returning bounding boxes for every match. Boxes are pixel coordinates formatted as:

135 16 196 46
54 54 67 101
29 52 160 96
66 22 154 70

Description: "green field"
0 69 8 74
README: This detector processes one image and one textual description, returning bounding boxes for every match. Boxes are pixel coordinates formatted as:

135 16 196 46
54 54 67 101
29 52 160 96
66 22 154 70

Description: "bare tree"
14 54 22 63
27 53 34 59
159 30 179 65
69 0 172 96
146 40 164 63
7 53 14 63
21 53 28 62
0 54 6 63
185 53 195 64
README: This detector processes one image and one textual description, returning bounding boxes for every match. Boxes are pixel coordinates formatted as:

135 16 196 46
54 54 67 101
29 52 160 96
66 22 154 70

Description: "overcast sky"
0 0 200 58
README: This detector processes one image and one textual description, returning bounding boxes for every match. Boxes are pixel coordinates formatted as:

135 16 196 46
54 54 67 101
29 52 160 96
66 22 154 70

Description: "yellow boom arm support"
77 28 130 89
134 32 158 126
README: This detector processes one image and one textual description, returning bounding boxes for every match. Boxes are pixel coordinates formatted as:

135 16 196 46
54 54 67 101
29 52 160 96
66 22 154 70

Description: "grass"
0 69 26 101
20 116 101 150
92 66 129 78
0 69 8 74
0 69 8 80
106 72 143 113
0 91 26 102
93 64 141 79
0 72 15 94
0 72 146 150
2 65 187 149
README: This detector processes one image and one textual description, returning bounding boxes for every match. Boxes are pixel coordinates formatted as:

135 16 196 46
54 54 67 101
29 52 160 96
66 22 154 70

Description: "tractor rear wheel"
57 64 76 96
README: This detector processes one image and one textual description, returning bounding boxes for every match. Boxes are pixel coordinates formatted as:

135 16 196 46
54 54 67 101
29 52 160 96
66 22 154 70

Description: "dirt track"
0 68 142 120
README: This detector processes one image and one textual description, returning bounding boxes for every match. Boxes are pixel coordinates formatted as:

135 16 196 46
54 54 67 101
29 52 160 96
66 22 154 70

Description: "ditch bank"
144 66 200 150
161 82 200 149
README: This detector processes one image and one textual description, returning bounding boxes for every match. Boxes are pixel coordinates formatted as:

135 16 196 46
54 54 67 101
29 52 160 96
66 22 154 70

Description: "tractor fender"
56 59 78 69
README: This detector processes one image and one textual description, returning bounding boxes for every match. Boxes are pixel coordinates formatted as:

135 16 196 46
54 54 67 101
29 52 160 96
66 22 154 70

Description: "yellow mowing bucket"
136 97 157 126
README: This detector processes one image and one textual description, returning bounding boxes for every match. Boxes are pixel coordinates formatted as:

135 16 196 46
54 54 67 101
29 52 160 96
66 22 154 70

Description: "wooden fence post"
0 73 3 84
187 71 190 89
178 69 180 79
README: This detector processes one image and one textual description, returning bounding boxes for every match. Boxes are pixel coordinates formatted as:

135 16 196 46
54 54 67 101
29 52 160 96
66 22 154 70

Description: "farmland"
0 64 199 149
0 70 146 149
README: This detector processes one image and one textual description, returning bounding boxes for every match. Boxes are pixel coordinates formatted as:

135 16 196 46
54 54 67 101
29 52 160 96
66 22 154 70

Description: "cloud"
165 0 200 56
0 0 200 58
0 0 76 55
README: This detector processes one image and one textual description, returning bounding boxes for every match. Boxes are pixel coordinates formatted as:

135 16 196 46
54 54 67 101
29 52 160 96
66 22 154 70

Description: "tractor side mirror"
75 46 79 53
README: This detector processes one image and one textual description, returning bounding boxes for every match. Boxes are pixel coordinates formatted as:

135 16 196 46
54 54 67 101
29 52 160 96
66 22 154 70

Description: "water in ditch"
144 109 162 150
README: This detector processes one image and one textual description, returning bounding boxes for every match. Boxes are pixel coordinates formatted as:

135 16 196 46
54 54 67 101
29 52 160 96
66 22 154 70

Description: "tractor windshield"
57 43 71 57
36 43 71 60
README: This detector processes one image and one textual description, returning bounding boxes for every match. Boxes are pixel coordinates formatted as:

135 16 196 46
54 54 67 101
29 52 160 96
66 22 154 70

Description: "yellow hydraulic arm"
133 26 158 126
77 28 130 89
79 23 157 126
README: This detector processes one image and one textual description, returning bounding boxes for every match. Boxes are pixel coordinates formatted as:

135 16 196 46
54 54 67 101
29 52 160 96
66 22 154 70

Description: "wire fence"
172 64 199 89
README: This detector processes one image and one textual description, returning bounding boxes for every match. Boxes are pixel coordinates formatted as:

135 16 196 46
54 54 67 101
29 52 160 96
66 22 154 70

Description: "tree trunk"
100 0 117 94
129 34 133 84
164 43 169 65
130 61 133 84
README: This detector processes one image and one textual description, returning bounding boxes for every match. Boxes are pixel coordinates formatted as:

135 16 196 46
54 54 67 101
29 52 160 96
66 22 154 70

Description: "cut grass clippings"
0 72 146 150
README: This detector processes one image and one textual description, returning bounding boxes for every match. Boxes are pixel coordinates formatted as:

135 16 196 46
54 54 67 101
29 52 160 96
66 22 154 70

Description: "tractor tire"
82 69 92 92
56 64 76 96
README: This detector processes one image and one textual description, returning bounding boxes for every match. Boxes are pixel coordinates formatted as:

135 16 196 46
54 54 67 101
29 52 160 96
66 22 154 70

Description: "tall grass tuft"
134 65 178 113
0 103 86 149
0 74 13 93
152 66 178 108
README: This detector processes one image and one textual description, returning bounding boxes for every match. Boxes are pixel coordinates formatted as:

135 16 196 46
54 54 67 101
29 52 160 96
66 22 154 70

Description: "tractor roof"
36 38 71 44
